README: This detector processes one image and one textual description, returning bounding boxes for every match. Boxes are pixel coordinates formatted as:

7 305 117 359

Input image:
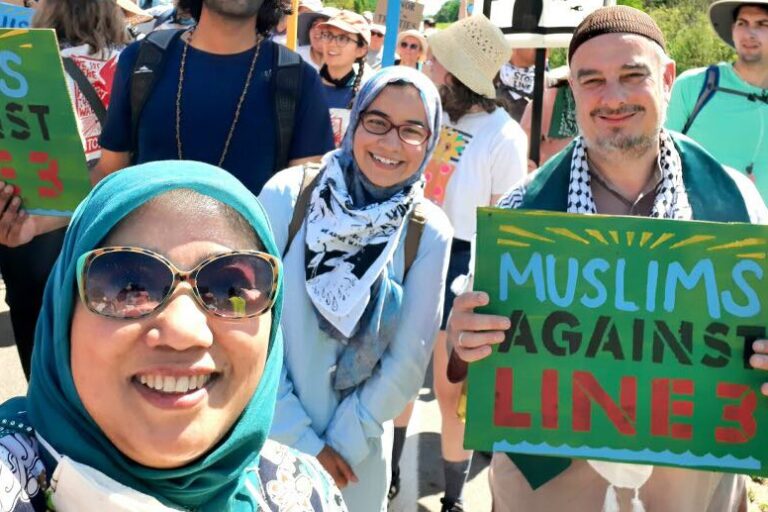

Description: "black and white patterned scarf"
304 152 421 338
499 130 693 220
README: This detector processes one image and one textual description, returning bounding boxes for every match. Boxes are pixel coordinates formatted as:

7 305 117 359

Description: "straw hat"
396 29 428 60
709 0 768 47
427 14 511 99
318 10 371 46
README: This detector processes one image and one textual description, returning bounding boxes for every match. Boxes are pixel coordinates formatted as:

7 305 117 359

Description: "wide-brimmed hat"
318 10 371 46
709 0 768 47
396 29 428 59
427 14 511 99
298 7 339 46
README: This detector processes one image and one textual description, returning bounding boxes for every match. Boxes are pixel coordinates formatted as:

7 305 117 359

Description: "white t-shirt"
60 44 122 164
423 107 528 241
296 45 322 71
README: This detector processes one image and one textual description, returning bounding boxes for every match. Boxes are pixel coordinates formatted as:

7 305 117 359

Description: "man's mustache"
590 105 645 117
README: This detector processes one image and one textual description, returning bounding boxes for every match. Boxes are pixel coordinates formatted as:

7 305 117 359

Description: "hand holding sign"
463 208 768 479
0 180 36 247
0 29 90 216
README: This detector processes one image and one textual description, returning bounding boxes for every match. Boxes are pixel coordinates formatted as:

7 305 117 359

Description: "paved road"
0 284 492 511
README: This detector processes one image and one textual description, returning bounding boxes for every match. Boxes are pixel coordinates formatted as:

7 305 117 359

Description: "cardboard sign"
466 208 768 476
0 29 89 215
0 2 32 28
477 0 614 47
374 0 424 32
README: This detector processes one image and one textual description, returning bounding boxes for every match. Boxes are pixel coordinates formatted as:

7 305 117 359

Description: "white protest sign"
476 0 615 47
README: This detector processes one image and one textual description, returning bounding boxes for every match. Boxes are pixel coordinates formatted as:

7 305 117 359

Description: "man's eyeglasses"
76 247 280 319
359 112 430 146
399 41 420 51
320 31 359 47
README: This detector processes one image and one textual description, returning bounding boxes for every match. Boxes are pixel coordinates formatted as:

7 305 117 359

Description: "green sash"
505 132 750 489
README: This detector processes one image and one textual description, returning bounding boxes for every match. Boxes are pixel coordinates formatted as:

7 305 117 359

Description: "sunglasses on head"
77 247 279 320
400 41 420 51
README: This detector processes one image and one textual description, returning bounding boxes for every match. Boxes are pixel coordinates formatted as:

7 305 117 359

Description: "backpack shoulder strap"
272 44 303 174
403 201 428 277
682 65 720 135
130 29 184 159
62 57 107 126
284 163 322 256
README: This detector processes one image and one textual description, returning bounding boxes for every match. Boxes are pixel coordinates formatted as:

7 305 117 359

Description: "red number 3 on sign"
0 150 64 199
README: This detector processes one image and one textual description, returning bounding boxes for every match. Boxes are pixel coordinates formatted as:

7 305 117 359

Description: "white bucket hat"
427 14 511 99
709 0 768 47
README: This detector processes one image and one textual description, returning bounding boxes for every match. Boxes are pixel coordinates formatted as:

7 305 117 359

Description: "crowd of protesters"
0 0 765 511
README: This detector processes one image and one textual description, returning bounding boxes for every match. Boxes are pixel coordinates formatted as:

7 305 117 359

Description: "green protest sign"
466 208 768 476
0 28 89 215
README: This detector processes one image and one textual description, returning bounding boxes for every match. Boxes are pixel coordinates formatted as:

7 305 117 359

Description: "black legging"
0 227 66 380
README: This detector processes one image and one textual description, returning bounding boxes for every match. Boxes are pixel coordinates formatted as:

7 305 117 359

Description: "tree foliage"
434 0 459 22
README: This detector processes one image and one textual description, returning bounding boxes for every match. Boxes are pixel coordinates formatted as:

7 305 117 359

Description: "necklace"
176 29 262 167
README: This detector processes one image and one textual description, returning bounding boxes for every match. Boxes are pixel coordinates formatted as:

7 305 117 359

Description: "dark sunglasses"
359 111 430 145
76 247 279 320
371 31 384 38
400 41 420 51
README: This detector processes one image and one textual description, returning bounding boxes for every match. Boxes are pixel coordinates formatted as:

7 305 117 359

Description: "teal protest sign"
466 208 768 476
0 3 32 29
0 28 89 215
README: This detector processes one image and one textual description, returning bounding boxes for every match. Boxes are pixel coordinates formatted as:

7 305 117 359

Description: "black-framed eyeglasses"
359 111 430 146
399 41 420 51
320 31 359 47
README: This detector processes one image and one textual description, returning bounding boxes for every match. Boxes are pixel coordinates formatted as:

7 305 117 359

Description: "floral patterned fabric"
0 421 345 512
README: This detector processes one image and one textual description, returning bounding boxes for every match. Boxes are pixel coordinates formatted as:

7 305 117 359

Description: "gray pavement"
0 283 492 511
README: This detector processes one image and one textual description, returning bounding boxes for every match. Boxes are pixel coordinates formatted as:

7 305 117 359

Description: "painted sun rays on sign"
496 223 768 259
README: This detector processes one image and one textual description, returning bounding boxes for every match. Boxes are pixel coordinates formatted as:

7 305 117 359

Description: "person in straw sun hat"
387 14 527 512
666 0 768 200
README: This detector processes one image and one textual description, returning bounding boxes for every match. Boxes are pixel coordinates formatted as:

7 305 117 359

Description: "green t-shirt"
666 63 768 201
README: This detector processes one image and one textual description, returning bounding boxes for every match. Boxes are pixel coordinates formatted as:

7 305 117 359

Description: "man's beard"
583 104 659 159
203 0 264 19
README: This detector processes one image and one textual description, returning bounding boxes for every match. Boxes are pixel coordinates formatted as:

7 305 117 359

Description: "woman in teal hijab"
0 161 345 511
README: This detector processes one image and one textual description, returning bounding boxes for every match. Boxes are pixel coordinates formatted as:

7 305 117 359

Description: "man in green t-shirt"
666 0 768 199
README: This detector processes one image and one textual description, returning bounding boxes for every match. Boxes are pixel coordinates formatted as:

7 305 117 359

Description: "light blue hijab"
3 161 284 511
305 66 443 391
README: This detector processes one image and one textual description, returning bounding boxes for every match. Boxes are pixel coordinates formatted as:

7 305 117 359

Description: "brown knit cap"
568 5 666 62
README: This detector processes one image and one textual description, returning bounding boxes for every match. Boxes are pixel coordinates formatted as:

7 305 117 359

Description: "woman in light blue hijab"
0 161 345 511
260 66 453 510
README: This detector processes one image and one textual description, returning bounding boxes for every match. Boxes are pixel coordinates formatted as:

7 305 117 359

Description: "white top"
259 166 452 510
424 107 528 241
296 44 321 71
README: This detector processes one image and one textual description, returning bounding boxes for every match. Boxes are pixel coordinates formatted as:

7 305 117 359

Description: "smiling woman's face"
70 194 271 469
352 84 430 187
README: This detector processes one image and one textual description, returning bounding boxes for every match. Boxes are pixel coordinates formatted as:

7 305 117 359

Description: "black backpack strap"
403 202 427 276
272 44 303 174
63 57 107 126
682 65 720 135
284 163 323 256
130 28 184 160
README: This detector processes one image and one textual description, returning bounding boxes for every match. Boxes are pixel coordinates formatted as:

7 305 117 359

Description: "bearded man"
446 6 768 511
96 0 334 194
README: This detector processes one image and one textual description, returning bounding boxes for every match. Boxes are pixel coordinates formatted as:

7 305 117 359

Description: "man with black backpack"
666 0 768 200
95 0 335 194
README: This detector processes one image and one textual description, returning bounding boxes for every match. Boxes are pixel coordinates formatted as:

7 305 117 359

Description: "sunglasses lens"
196 254 275 317
83 252 173 319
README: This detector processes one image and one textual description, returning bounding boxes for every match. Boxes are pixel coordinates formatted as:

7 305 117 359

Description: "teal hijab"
10 161 284 510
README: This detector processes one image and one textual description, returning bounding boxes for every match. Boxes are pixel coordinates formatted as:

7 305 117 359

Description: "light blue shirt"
259 166 452 511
